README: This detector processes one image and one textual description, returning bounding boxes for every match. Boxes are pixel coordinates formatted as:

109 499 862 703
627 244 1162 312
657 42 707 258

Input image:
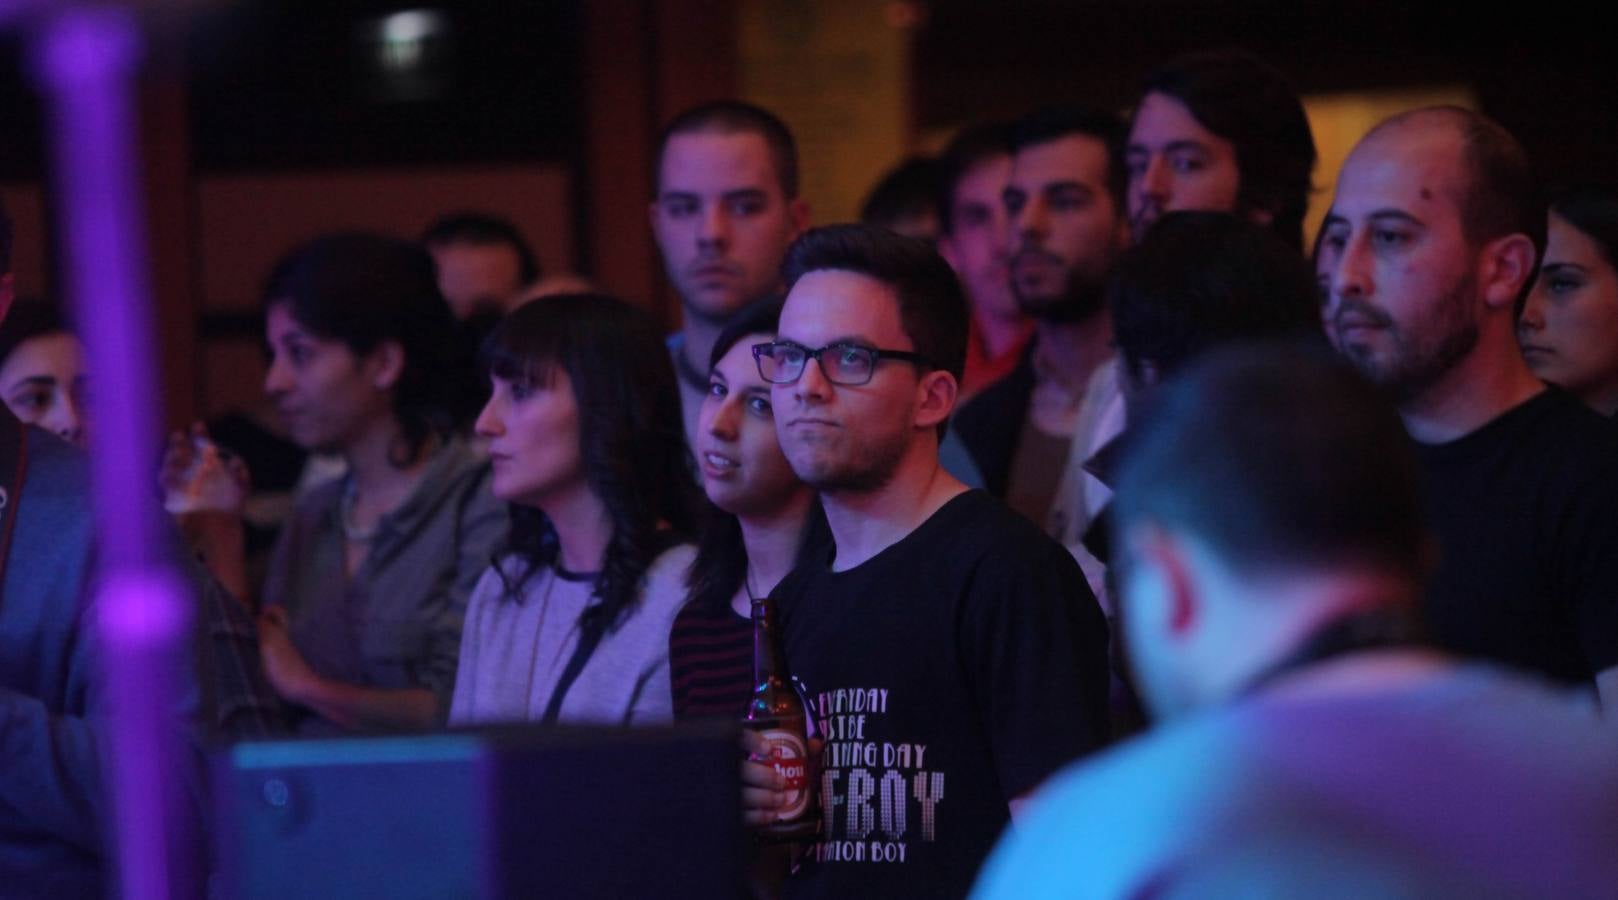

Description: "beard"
787 425 909 495
1335 273 1480 404
1012 259 1108 324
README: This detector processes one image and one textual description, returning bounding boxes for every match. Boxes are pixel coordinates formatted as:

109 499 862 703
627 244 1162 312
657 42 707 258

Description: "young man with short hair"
421 211 541 320
756 223 1110 899
650 101 810 445
935 123 1031 401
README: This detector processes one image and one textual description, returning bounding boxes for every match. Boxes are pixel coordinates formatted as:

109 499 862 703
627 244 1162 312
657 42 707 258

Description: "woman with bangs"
670 298 827 721
450 293 701 726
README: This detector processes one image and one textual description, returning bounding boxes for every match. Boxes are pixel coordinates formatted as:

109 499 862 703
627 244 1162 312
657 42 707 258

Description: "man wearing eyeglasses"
751 224 1110 899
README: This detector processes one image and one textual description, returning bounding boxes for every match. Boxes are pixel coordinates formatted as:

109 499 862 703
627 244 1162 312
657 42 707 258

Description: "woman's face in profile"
262 303 399 453
696 333 805 517
476 364 585 508
1519 213 1618 414
0 331 88 446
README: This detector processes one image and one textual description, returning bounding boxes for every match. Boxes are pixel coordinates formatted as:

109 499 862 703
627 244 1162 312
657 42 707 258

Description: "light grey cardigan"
448 544 695 727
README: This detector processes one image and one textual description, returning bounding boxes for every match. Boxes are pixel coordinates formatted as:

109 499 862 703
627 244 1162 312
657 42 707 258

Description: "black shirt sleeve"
1561 454 1618 672
959 533 1111 799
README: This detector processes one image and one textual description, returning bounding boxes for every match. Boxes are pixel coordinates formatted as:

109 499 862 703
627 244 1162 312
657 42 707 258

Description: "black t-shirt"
774 490 1110 900
1417 387 1618 684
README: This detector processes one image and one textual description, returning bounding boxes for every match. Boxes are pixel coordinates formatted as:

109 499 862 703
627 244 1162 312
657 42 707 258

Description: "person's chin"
683 286 747 322
298 429 341 455
782 447 834 486
703 479 747 513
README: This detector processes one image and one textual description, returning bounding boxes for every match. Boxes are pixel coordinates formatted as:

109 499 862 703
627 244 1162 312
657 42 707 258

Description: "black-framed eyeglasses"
752 340 934 386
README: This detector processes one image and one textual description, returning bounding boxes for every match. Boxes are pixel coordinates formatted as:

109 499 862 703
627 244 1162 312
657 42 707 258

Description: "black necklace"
1239 607 1423 698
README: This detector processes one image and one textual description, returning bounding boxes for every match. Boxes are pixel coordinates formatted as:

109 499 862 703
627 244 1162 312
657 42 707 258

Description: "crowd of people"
0 47 1615 898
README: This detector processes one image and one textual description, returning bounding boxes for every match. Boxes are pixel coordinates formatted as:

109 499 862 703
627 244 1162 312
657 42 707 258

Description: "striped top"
668 598 754 720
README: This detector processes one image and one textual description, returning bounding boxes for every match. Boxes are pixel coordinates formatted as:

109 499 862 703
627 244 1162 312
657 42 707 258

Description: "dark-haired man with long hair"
750 224 1109 898
1125 51 1317 251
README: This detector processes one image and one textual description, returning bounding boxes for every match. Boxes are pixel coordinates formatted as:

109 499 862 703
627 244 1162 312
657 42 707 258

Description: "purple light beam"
33 9 197 900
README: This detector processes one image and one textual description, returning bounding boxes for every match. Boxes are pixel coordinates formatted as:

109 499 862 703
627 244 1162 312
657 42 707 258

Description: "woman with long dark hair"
0 302 88 446
194 233 508 734
670 299 826 720
449 293 701 725
1519 185 1618 417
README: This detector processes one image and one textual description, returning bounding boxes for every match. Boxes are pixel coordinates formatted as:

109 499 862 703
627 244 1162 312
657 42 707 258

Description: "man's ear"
787 197 811 239
913 368 958 430
366 339 406 392
1479 232 1537 312
1123 523 1199 638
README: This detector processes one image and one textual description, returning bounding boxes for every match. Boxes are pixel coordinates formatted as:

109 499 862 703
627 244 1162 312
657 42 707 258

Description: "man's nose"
698 204 730 247
1014 197 1047 242
1137 155 1170 202
794 354 832 403
1329 232 1374 303
263 355 293 395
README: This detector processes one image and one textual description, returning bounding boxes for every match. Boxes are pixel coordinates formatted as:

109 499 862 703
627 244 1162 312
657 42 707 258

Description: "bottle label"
759 728 810 820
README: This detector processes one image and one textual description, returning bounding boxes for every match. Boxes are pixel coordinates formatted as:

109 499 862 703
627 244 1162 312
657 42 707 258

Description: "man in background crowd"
953 107 1129 587
421 211 541 320
935 124 1033 402
650 101 809 445
859 156 944 245
1125 50 1317 251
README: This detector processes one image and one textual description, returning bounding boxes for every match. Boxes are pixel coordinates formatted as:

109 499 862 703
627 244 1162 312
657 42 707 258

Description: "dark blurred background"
0 0 1609 423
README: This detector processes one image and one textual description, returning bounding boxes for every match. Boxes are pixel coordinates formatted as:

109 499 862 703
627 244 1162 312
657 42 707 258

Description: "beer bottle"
744 595 820 843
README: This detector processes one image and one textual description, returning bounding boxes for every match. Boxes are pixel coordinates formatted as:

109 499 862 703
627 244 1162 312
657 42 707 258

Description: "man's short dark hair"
1446 108 1546 255
1140 51 1318 252
1110 211 1324 384
783 224 969 437
859 157 943 236
1008 106 1127 212
655 100 800 199
936 122 1012 235
420 211 541 284
1375 107 1546 313
1115 340 1428 580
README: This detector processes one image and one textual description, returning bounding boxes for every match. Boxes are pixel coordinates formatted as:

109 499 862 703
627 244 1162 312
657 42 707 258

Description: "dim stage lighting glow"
377 8 447 72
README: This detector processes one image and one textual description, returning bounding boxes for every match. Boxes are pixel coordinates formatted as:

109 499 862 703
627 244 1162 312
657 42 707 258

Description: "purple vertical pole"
32 9 195 900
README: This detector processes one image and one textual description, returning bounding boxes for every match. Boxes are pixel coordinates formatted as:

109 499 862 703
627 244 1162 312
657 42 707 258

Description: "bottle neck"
751 596 788 689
